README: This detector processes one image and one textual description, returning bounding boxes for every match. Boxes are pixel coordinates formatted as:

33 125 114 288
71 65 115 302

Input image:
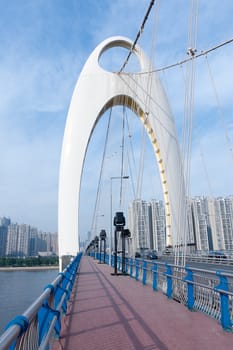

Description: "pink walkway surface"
53 256 232 350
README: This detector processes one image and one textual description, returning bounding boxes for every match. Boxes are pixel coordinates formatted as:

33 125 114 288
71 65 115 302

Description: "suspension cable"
175 0 198 268
118 0 155 73
90 109 112 237
137 0 160 200
133 1 160 202
119 106 126 208
125 113 136 198
136 126 146 199
131 37 233 75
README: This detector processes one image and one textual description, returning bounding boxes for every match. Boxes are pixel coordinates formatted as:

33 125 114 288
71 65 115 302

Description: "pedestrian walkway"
53 256 232 350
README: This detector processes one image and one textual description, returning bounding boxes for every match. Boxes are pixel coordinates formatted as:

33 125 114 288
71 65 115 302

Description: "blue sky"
0 1 232 236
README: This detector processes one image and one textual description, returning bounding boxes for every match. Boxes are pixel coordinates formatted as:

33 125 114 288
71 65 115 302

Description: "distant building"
128 195 233 255
1 195 233 258
17 224 30 256
28 227 38 256
50 233 58 255
128 200 152 255
6 224 19 256
0 217 10 256
3 219 58 257
204 197 225 250
0 217 11 227
151 200 166 252
0 226 8 256
219 196 233 250
190 197 209 251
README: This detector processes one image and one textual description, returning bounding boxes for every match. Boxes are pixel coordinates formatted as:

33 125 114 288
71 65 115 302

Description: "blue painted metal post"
125 257 128 273
215 272 232 331
183 268 194 310
130 258 133 278
142 261 147 285
164 264 173 298
152 263 158 291
118 255 121 271
135 259 139 281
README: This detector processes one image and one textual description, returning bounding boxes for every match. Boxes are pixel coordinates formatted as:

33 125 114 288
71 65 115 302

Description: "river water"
0 269 58 335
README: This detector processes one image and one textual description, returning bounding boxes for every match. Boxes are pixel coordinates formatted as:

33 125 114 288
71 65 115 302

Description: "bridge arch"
58 36 185 266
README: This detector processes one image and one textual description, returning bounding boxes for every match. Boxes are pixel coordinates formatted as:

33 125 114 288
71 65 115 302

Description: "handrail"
0 252 82 350
0 288 52 349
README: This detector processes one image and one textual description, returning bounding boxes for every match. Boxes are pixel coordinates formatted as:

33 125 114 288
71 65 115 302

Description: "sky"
0 0 232 238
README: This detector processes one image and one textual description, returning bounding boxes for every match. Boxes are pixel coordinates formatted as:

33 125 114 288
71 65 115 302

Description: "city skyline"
127 195 233 255
1 193 233 258
0 1 232 238
0 216 58 257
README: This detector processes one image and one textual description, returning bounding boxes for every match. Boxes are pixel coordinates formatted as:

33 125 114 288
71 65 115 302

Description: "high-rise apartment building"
2 219 58 257
190 197 210 251
128 200 152 255
0 226 8 257
6 224 19 256
219 196 233 250
151 199 166 252
28 227 38 256
50 233 58 255
17 224 30 256
128 195 233 255
0 217 10 256
204 197 225 250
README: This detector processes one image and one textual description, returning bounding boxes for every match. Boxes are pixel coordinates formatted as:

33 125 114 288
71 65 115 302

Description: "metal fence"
93 252 233 331
0 253 82 350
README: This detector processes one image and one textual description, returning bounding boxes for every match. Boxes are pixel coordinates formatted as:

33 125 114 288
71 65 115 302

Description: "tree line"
0 256 59 267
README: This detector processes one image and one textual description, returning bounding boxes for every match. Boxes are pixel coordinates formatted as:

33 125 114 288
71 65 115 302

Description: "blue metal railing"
92 252 233 331
0 253 82 350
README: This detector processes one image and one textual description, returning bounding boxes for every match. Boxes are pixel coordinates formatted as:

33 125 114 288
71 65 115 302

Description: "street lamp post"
99 229 107 263
109 176 129 266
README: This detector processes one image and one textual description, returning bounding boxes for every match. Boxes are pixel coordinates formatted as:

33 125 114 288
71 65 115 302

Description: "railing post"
118 255 121 271
215 272 232 331
152 263 158 291
135 259 139 281
130 258 133 278
142 260 147 285
183 268 194 310
164 264 173 298
125 257 128 273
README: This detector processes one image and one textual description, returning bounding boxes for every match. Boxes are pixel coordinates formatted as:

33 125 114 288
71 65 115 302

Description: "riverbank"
0 265 59 271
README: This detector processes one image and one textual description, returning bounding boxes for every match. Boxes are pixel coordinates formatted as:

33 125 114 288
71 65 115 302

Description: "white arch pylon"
58 36 186 266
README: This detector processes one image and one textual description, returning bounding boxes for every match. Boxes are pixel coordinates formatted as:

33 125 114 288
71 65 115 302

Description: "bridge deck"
53 256 232 350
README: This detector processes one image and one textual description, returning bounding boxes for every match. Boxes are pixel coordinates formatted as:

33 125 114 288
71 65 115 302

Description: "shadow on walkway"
53 256 232 350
